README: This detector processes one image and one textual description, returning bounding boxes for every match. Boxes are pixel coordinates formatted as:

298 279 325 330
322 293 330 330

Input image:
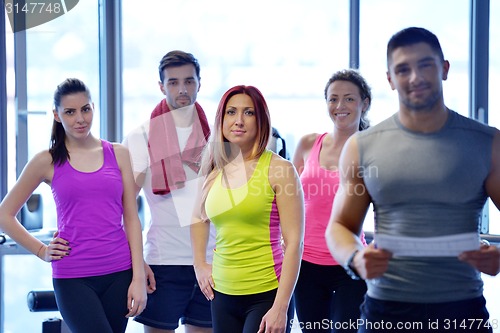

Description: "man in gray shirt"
325 27 500 332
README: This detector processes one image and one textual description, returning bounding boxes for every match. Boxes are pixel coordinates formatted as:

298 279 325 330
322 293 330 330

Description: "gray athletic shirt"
357 110 495 303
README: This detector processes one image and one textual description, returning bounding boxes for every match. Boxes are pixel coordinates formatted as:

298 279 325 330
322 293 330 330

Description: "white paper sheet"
374 232 481 257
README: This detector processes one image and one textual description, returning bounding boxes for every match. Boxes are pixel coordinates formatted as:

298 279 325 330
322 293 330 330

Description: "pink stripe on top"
269 198 283 280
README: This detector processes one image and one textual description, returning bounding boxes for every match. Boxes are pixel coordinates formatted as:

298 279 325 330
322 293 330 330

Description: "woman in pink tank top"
0 78 146 333
292 69 372 333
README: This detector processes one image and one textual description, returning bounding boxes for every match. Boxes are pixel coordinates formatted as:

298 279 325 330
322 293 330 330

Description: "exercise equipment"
27 290 71 333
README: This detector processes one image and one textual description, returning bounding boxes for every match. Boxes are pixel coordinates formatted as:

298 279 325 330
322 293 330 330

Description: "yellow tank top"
205 150 283 295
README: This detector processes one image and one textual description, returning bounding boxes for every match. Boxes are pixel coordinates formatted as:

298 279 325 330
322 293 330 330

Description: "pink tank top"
51 140 131 278
300 133 366 265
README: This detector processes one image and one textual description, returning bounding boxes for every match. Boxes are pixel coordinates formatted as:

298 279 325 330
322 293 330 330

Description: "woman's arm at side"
190 176 214 301
114 143 147 316
260 155 305 332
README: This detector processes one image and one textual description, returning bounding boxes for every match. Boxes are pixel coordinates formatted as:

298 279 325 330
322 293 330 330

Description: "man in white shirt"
124 50 215 333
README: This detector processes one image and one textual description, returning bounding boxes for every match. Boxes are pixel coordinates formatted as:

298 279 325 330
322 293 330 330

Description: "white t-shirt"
123 120 215 265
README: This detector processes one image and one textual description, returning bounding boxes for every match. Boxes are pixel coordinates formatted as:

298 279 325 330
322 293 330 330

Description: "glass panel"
5 10 15 189
359 0 469 232
2 1 100 332
3 255 54 333
359 0 469 121
483 273 500 333
22 0 100 230
488 0 500 236
482 16 500 331
24 0 100 160
122 0 349 156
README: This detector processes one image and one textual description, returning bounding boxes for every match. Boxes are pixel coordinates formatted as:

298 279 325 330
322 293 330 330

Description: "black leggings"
211 289 294 333
294 261 367 333
53 269 132 333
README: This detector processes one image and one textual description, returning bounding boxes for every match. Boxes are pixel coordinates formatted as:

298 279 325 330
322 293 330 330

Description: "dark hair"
324 69 372 131
158 50 201 83
49 78 91 165
271 127 288 159
387 27 445 66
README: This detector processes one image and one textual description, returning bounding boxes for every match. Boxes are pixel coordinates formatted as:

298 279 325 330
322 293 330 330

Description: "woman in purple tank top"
0 78 147 333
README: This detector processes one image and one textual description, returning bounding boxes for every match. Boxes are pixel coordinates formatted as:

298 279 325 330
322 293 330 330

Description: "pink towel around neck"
148 99 210 195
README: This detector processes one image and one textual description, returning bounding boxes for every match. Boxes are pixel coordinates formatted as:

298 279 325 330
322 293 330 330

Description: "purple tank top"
51 140 131 278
